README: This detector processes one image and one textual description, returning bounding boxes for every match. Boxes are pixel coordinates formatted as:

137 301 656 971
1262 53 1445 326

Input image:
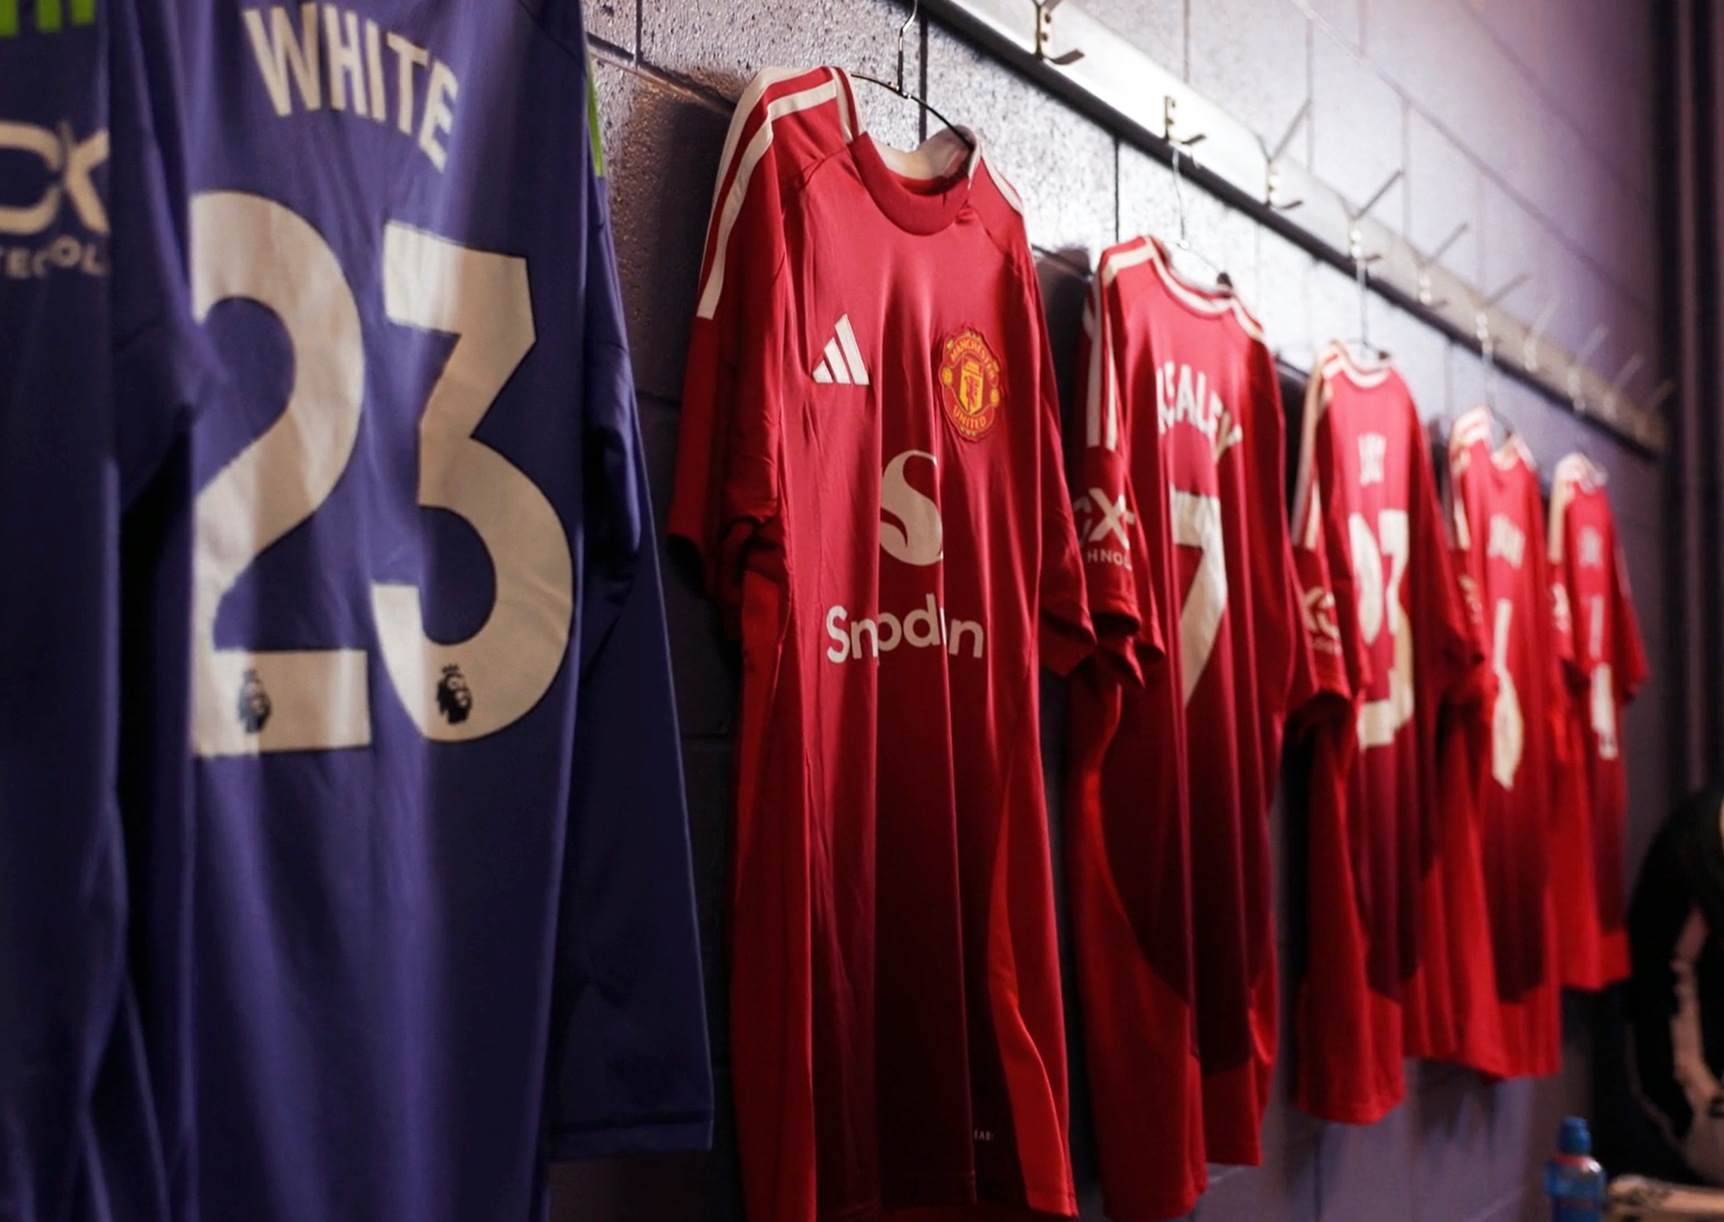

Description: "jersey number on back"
1587 594 1619 759
189 191 574 757
1171 489 1226 705
1348 509 1413 747
1490 598 1525 787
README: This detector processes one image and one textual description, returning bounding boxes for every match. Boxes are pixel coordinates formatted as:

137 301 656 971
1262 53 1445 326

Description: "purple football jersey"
143 3 713 1221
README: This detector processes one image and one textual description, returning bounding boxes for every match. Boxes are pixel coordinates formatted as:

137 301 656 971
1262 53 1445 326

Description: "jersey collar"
850 126 978 235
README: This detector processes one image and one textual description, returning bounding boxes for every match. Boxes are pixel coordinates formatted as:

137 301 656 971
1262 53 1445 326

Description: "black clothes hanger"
1166 138 1232 289
850 0 977 153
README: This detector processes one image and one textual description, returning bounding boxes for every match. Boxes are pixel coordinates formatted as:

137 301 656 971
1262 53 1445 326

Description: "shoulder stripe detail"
1449 405 1493 460
1083 273 1122 450
1548 452 1602 563
695 68 854 321
1502 432 1536 472
1554 451 1605 491
980 151 1024 214
1130 237 1266 342
1098 236 1269 342
1291 366 1333 543
1548 464 1576 564
1098 237 1155 288
1320 340 1392 389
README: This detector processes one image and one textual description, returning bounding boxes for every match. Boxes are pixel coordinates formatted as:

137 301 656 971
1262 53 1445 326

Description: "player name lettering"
243 4 460 171
824 596 985 664
1580 525 1605 568
1487 513 1526 568
1156 361 1243 458
1358 432 1387 486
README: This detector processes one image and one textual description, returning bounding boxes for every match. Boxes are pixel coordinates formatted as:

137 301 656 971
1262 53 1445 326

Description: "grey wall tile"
1314 1102 1418 1222
1448 340 1489 417
1589 172 1657 312
1310 30 1404 224
1363 0 1551 209
1462 0 1555 97
1538 246 1621 362
1476 180 1548 320
925 23 1115 265
1117 141 1179 248
1081 0 1186 77
1253 223 1321 365
1188 0 1311 156
584 0 635 54
1117 144 1261 303
1308 0 1362 48
594 59 731 402
1375 301 1448 420
1195 1140 1320 1222
1533 0 1655 185
640 0 924 149
1193 981 1322 1222
1405 110 1482 285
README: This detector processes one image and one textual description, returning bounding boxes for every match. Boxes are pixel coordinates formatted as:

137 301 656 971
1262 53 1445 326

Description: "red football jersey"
670 67 1093 1222
1446 410 1565 1078
1547 452 1649 990
1065 238 1306 1218
1290 344 1476 1123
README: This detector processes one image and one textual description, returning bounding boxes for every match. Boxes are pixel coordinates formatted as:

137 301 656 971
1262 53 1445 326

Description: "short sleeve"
667 87 791 633
1069 272 1146 679
545 45 713 1159
1289 373 1353 707
1413 422 1478 705
1242 335 1311 716
1440 497 1491 714
1613 530 1650 701
1545 477 1581 687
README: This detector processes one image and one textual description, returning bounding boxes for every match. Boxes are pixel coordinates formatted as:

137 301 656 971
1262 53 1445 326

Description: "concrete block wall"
556 2 1670 1220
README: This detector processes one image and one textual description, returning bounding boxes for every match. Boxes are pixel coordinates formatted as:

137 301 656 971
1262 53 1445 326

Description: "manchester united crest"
938 328 1003 441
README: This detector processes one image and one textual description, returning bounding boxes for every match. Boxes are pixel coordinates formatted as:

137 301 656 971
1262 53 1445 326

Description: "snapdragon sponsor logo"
823 449 987 665
1072 487 1134 570
824 595 985 663
0 119 108 279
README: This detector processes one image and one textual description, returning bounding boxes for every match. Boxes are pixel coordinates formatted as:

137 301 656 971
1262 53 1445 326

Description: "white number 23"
189 191 573 757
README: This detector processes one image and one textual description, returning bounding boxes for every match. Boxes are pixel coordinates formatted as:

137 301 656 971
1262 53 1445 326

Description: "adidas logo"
812 314 871 385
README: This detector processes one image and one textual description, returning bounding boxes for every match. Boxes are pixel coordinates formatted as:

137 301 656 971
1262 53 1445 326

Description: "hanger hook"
1356 258 1369 350
896 0 918 95
1171 143 1189 246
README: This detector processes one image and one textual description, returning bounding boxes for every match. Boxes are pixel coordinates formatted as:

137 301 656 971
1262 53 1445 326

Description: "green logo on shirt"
0 0 97 38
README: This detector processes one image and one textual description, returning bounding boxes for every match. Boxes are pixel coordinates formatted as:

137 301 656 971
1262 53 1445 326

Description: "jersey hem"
543 1115 715 1161
1294 1093 1403 1126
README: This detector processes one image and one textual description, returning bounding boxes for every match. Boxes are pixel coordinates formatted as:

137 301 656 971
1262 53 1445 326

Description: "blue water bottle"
1545 1116 1605 1221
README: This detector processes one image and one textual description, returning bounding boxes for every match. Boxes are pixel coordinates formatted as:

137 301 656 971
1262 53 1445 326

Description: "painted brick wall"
555 3 1669 1220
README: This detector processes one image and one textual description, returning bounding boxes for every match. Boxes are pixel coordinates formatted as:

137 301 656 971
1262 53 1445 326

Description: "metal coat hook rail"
918 0 1667 454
